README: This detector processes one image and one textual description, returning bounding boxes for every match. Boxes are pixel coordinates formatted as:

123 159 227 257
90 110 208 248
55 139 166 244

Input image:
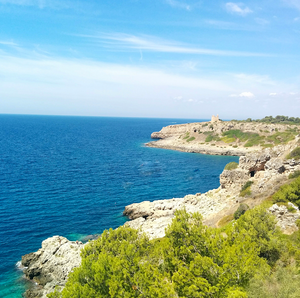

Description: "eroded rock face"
269 203 300 234
22 236 85 298
220 169 250 189
124 191 232 239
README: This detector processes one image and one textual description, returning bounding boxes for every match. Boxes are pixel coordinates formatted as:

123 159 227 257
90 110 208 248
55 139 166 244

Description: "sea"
0 115 238 297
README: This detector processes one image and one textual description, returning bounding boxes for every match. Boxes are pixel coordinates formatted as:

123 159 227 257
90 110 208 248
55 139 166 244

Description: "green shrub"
186 137 195 142
234 203 249 220
183 132 190 140
286 147 300 160
224 162 239 170
272 176 300 207
267 131 296 145
289 170 300 179
205 135 213 142
240 181 254 197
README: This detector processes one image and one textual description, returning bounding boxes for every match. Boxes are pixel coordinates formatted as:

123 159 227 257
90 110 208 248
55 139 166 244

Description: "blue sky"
0 0 299 119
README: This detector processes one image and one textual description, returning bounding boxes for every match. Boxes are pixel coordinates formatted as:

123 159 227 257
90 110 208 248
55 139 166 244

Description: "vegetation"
186 137 195 142
48 172 300 298
240 181 254 197
183 132 190 140
221 130 265 147
266 131 297 145
244 115 300 125
289 170 300 179
204 132 221 142
286 147 300 160
272 176 300 207
234 203 249 220
48 203 300 298
224 162 238 170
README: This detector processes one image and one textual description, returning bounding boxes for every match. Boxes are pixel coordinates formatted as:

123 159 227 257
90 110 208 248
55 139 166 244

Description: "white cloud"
225 2 253 16
230 92 255 98
269 92 277 96
85 33 271 57
165 0 191 10
239 92 255 97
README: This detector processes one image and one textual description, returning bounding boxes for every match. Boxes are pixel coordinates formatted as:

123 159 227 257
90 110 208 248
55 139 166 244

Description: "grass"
217 214 234 228
205 132 221 142
266 131 296 145
224 162 238 170
240 181 254 197
186 137 195 142
286 147 300 160
222 129 265 147
183 132 190 140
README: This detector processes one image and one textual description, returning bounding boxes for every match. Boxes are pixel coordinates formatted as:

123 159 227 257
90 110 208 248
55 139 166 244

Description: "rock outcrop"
269 203 300 234
22 236 85 298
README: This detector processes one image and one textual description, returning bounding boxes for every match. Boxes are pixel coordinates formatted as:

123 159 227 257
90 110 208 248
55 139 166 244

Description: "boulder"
22 236 85 298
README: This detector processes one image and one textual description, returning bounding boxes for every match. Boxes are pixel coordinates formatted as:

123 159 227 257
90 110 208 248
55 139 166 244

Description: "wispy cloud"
0 40 18 46
165 0 191 10
83 33 272 57
225 2 253 16
282 0 300 11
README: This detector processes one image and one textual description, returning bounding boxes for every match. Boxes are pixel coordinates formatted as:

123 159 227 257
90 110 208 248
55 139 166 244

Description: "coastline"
145 139 253 156
20 120 300 298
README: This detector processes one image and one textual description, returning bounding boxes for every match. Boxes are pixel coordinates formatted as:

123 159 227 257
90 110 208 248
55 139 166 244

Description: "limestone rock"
22 236 85 298
269 204 300 234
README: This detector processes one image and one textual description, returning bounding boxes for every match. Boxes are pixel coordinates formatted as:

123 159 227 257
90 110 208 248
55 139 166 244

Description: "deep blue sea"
0 115 238 297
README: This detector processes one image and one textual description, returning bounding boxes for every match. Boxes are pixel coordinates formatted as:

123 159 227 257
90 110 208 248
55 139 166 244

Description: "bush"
272 176 300 207
224 162 239 170
240 181 254 197
186 137 195 142
234 203 249 219
289 170 300 179
286 147 300 160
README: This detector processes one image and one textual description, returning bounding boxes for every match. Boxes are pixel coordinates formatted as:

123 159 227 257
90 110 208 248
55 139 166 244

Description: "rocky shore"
21 120 300 297
21 236 85 298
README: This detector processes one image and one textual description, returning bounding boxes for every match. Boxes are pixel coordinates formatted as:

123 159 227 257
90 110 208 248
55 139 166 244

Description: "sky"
0 0 299 119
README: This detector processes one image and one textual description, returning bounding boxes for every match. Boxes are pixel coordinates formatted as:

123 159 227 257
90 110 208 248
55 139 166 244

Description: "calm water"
0 115 238 297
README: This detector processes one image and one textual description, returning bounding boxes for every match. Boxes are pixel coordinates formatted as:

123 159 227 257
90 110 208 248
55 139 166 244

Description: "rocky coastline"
21 120 300 297
146 119 300 156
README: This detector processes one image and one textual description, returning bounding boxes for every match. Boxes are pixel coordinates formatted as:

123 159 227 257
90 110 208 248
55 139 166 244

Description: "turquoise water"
0 115 238 297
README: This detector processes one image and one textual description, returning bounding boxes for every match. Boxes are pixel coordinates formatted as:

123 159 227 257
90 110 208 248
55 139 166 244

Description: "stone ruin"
211 115 220 123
